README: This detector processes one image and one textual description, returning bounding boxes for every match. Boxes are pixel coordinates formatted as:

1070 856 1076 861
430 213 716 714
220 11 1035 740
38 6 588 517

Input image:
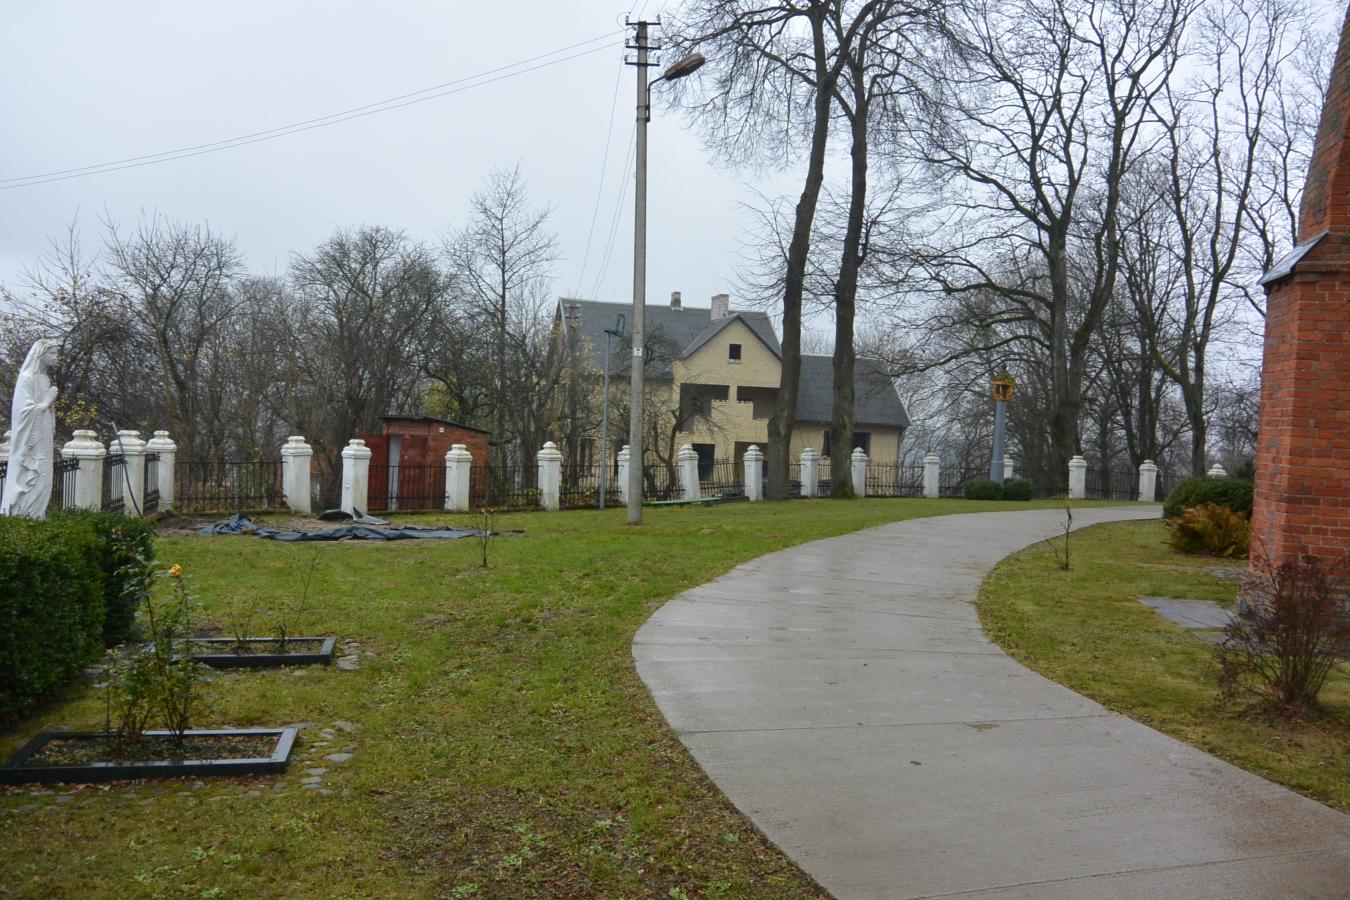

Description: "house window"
728 343 742 361
822 430 871 458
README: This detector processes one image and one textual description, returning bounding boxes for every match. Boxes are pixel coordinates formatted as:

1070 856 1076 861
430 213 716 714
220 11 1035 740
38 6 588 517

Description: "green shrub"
49 509 156 646
1162 476 1253 519
964 479 1003 500
0 516 106 724
1002 478 1033 501
1166 503 1250 557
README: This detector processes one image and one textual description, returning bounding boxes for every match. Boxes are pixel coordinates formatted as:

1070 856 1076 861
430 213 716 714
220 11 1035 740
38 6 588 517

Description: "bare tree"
104 216 243 458
901 0 1189 479
443 166 560 469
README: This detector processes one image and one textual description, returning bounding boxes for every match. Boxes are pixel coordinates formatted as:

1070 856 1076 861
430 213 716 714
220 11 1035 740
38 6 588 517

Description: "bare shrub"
1218 553 1350 710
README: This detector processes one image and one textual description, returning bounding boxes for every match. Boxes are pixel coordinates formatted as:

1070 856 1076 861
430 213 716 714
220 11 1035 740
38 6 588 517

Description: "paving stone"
333 720 358 733
336 658 360 671
324 752 353 764
1139 596 1233 630
304 768 327 776
319 729 337 740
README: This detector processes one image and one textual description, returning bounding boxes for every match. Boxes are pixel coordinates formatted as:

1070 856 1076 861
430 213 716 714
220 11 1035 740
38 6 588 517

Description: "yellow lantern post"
990 371 1015 484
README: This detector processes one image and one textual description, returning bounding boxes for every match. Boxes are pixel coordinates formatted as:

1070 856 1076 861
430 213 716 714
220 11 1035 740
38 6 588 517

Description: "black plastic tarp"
197 514 481 542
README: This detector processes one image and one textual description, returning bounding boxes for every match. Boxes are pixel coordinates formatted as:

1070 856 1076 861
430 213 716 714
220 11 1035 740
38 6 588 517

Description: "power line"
573 61 626 296
1 31 624 191
590 124 637 300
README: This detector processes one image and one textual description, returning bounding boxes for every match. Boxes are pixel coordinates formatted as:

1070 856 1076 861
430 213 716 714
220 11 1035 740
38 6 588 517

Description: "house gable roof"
682 313 783 361
558 298 779 376
795 355 911 429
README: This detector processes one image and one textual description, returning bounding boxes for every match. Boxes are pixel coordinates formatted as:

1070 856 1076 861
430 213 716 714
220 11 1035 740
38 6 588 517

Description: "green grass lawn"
978 518 1350 812
1 497 1089 899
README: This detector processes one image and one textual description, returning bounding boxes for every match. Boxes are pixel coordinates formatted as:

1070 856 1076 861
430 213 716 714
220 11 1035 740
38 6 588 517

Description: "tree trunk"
830 67 869 499
767 10 834 501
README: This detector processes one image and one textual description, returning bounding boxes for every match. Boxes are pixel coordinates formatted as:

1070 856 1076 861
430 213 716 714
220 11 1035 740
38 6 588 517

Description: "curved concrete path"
634 507 1350 899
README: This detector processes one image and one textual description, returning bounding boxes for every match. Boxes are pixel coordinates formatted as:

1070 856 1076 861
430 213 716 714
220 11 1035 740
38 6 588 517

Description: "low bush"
0 516 105 724
963 480 1003 500
1166 503 1251 558
50 509 156 646
1002 478 1034 501
1218 552 1350 710
1162 476 1254 519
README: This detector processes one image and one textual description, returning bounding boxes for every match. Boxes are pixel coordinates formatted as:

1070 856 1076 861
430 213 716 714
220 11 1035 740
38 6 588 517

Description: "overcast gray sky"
1 1 795 312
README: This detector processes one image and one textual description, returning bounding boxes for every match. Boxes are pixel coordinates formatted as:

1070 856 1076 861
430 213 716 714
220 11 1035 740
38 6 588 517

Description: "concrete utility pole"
989 372 1015 485
623 22 704 525
625 20 652 526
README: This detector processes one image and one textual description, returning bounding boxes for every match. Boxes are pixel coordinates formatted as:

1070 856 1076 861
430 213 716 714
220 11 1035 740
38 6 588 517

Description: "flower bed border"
187 636 337 669
0 727 298 785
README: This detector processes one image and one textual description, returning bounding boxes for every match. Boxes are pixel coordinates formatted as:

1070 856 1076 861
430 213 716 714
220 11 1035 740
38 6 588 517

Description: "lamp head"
662 52 705 81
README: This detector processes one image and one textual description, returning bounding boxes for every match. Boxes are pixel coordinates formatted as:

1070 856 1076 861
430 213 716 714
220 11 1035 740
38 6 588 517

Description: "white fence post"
678 444 701 501
801 448 819 499
537 442 562 511
851 447 868 498
1068 455 1088 500
62 430 105 511
340 438 372 516
923 453 941 498
1207 463 1228 478
113 430 147 517
146 430 177 510
280 435 313 515
744 445 764 501
1003 455 1016 481
1138 459 1159 503
616 445 630 506
444 443 472 512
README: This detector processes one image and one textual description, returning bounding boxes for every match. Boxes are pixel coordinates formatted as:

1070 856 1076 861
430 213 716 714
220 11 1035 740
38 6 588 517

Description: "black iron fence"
940 466 985 498
369 464 445 512
175 459 284 513
53 457 79 510
143 452 160 514
470 464 539 510
102 454 126 514
560 462 622 508
1084 466 1138 501
700 459 744 498
866 463 926 498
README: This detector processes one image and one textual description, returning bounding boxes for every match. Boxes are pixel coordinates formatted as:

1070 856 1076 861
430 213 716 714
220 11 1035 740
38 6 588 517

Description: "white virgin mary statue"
1 339 60 518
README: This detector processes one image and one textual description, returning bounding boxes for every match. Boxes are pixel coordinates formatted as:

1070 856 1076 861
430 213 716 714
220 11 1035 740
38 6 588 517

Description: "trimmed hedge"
964 479 1003 500
1002 478 1034 501
50 510 156 646
0 512 156 724
0 516 105 723
1162 476 1254 519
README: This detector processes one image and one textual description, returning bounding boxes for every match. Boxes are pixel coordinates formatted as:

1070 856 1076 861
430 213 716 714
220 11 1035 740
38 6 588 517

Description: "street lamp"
625 21 705 525
599 313 625 510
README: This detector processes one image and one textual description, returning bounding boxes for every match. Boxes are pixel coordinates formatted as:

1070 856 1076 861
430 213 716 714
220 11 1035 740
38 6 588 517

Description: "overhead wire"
589 124 637 301
573 59 626 296
1 30 624 191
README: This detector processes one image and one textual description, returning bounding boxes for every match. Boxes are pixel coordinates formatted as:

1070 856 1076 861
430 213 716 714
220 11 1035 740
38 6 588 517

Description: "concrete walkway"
633 507 1350 899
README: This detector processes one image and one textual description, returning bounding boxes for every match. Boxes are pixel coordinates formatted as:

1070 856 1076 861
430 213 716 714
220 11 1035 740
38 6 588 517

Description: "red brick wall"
1251 7 1350 566
372 419 490 469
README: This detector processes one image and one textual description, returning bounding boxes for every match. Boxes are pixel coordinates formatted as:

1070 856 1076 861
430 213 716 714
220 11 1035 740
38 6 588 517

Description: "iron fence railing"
102 454 126 514
142 452 160 514
939 466 985 498
0 460 6 501
53 457 79 510
471 464 539 510
369 464 445 512
1084 467 1138 501
175 459 284 513
641 460 681 501
866 464 925 498
559 463 621 508
700 459 744 498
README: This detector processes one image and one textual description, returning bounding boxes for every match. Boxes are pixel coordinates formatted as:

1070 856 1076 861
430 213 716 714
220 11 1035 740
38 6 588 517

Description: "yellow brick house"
555 292 910 482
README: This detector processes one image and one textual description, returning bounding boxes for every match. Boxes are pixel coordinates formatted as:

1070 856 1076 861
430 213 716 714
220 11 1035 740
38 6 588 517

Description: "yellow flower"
168 565 184 578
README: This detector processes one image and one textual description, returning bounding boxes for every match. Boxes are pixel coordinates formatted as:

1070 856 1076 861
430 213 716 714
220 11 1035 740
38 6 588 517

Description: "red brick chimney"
1250 6 1350 565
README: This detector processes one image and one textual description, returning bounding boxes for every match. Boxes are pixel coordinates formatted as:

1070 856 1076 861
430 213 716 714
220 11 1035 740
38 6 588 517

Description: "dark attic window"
728 343 742 361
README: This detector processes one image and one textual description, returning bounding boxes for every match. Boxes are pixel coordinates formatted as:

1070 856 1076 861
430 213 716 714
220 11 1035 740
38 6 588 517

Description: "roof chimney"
670 291 682 310
711 293 730 319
